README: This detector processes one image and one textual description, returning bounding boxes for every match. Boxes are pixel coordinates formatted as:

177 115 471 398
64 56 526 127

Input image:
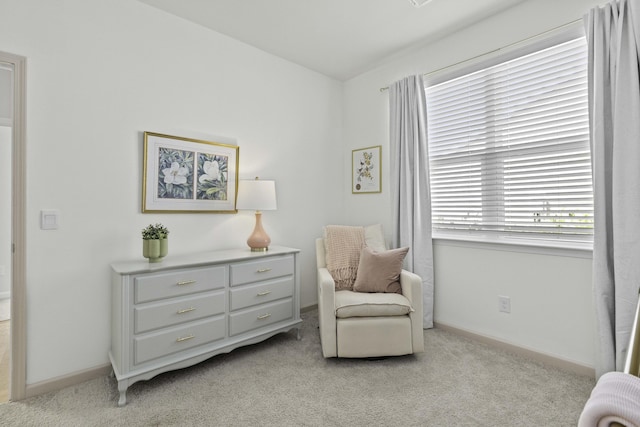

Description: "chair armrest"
400 270 421 305
400 269 424 353
317 267 337 357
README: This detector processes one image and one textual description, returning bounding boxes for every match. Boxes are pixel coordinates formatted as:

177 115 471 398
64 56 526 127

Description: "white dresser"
109 246 301 406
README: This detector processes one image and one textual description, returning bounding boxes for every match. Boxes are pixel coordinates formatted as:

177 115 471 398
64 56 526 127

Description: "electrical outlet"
498 295 511 313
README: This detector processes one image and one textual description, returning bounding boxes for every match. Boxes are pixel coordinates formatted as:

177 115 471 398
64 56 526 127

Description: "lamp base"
246 211 271 252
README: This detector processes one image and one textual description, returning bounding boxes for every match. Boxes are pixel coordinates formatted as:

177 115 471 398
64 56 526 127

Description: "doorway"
0 61 10 402
0 51 26 402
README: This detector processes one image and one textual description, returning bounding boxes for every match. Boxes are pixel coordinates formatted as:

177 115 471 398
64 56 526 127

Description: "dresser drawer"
134 290 225 334
229 298 293 336
230 255 294 287
135 266 226 303
229 277 294 311
134 316 226 365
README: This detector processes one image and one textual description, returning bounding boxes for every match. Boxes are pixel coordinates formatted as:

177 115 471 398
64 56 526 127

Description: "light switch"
40 210 60 230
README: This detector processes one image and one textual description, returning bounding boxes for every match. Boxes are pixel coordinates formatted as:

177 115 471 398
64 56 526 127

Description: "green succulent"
141 223 169 240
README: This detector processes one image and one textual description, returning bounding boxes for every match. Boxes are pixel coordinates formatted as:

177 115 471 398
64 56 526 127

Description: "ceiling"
138 0 526 81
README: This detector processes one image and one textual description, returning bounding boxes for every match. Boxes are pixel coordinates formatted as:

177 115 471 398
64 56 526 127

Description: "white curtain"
389 75 434 329
585 0 640 378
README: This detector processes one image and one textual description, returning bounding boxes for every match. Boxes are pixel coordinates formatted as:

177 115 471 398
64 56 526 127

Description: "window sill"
432 234 593 259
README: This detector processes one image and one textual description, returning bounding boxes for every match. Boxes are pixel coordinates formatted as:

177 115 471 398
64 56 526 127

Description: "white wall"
342 0 603 368
0 0 344 384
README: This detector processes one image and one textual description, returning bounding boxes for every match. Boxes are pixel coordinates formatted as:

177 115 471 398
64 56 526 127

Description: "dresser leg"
296 327 301 340
117 383 128 407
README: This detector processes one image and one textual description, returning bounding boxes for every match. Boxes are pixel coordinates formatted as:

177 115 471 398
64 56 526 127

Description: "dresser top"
111 246 300 275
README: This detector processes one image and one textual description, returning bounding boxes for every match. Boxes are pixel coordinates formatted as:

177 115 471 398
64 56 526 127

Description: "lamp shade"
236 179 277 211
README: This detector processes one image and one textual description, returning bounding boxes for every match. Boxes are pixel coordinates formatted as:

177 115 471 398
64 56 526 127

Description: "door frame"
0 50 27 401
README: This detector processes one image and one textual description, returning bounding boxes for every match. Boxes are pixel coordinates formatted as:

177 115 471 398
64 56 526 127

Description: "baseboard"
301 304 318 313
25 310 590 399
302 306 594 376
434 322 595 378
25 363 112 399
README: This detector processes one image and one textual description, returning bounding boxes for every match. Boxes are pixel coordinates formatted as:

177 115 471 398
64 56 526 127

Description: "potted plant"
141 223 169 263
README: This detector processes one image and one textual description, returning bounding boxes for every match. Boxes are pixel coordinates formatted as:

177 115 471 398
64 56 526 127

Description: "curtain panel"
389 75 434 329
585 0 640 378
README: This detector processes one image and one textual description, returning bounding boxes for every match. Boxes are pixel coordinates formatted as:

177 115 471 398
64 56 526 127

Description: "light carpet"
0 310 595 426
0 298 9 322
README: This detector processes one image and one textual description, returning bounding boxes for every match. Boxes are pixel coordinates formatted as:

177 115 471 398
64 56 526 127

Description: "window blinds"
425 37 593 242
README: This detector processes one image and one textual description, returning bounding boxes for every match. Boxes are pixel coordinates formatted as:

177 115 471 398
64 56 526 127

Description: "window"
425 37 593 246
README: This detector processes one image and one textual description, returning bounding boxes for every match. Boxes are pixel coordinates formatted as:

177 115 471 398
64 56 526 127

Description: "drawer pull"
176 334 195 343
177 280 197 286
256 268 272 273
257 291 271 296
177 307 196 314
257 313 272 320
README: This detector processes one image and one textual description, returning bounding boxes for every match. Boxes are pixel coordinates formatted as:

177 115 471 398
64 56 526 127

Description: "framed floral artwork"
142 132 239 213
352 145 381 194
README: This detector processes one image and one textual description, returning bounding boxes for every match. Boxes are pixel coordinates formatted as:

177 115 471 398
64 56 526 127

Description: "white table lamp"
236 177 277 252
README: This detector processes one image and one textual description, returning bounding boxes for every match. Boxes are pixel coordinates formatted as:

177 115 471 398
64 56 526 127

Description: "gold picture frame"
142 131 239 213
352 145 381 194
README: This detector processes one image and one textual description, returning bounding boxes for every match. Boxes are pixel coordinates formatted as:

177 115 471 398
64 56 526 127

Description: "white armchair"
316 237 424 358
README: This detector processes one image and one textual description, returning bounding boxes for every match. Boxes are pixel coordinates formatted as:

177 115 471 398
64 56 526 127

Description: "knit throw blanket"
324 225 365 291
578 371 640 427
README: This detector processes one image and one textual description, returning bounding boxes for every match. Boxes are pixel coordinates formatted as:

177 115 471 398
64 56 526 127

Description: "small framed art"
142 132 239 213
352 145 381 194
